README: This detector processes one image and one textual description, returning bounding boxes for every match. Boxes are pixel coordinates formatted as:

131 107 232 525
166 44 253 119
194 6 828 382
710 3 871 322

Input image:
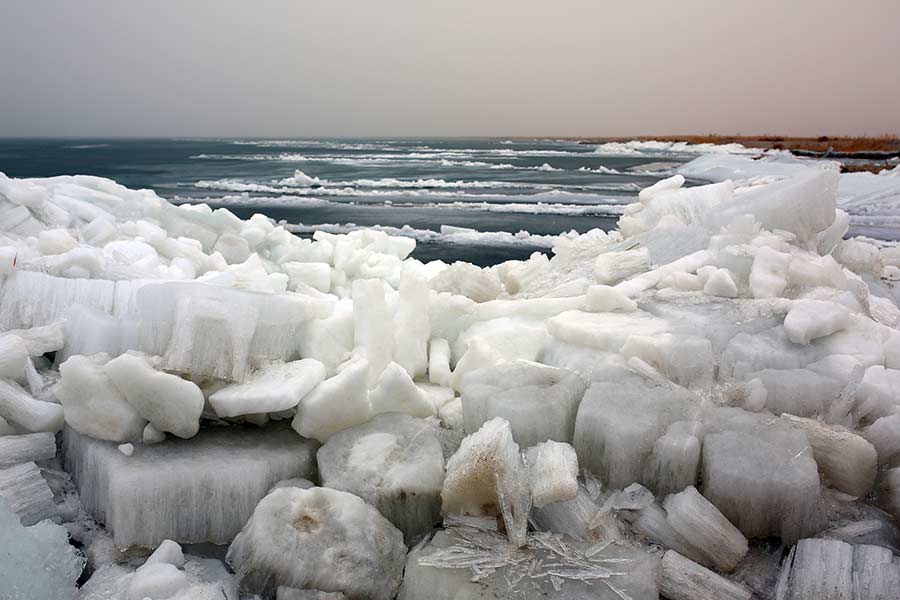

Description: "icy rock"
585 284 637 312
0 378 65 433
702 428 820 543
441 418 530 547
317 413 444 543
784 300 850 345
399 526 660 600
226 486 406 600
105 353 204 439
0 461 57 525
593 246 651 285
368 361 435 418
781 414 877 497
620 333 714 386
0 333 28 380
750 246 792 299
662 485 749 572
526 440 578 508
660 550 752 600
862 414 900 465
64 424 317 546
573 377 693 489
0 502 84 600
292 359 371 443
53 354 146 442
460 360 587 447
0 432 56 468
209 358 326 418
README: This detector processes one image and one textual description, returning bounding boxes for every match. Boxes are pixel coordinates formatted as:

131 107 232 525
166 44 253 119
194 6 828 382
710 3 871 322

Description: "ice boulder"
53 353 147 442
292 359 372 443
0 432 56 468
368 361 435 418
659 550 752 600
226 486 406 600
63 424 317 547
209 358 326 418
460 360 587 447
317 413 444 543
0 378 65 433
104 353 204 439
526 440 578 508
662 486 748 572
784 300 850 345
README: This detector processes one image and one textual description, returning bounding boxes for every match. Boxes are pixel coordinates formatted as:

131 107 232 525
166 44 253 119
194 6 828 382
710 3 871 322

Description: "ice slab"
0 377 65 433
0 432 56 468
316 413 444 544
63 424 317 547
460 360 587 447
526 440 578 508
660 550 752 600
226 487 406 600
209 358 326 418
0 460 57 525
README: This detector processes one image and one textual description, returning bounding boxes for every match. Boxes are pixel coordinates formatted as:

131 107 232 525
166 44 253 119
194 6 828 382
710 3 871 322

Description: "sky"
1 0 899 138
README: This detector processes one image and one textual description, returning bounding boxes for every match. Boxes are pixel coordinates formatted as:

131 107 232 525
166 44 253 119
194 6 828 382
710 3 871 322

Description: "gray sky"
1 0 898 138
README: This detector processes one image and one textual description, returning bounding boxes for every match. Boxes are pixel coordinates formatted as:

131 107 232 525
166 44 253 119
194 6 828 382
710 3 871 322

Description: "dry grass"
573 134 900 155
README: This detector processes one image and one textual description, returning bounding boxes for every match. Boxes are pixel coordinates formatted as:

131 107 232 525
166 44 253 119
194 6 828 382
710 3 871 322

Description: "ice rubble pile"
2 166 900 599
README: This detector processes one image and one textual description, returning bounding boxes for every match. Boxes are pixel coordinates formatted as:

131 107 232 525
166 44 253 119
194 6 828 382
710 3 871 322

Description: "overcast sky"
1 0 898 138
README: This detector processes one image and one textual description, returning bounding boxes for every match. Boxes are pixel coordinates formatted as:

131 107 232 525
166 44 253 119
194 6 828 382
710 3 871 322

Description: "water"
0 138 685 265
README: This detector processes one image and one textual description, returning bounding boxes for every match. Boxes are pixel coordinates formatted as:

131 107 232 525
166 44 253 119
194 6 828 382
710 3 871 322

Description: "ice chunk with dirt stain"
316 413 444 544
226 486 406 600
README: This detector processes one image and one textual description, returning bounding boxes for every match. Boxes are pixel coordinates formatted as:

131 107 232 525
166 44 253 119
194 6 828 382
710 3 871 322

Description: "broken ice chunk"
0 432 56 468
620 333 714 387
662 486 749 572
593 246 650 285
368 361 435 418
875 467 900 522
547 309 670 352
352 278 394 386
393 274 430 378
441 418 530 547
277 588 346 600
291 358 372 443
529 481 601 539
585 284 637 312
702 267 739 298
460 360 587 447
144 539 185 568
526 440 578 508
208 358 326 418
316 413 444 544
64 424 317 547
776 538 853 600
573 377 693 489
53 354 147 442
0 378 65 433
862 414 900 465
851 544 900 600
660 550 752 600
0 333 28 380
642 421 702 497
427 338 452 386
749 246 791 299
399 526 660 600
781 414 877 497
104 353 203 439
784 300 850 345
0 461 57 525
126 562 191 600
226 487 406 600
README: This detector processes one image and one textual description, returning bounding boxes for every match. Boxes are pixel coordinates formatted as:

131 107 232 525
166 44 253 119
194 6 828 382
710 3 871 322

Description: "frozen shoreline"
2 144 900 598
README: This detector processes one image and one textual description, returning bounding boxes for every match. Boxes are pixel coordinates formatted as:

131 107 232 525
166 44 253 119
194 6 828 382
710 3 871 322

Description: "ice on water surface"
1 144 900 598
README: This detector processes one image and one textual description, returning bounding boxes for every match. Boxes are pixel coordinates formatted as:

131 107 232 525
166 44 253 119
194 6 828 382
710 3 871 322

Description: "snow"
2 144 900 597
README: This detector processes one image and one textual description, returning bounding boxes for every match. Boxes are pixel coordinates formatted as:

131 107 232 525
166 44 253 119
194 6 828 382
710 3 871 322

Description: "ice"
593 246 651 285
393 274 430 377
585 284 637 312
53 353 147 442
0 460 57 525
781 414 877 497
278 588 346 600
642 421 702 497
291 358 371 443
702 427 820 543
0 502 84 600
876 468 900 522
620 333 713 387
368 361 436 418
0 333 28 380
703 267 739 297
748 367 843 418
316 413 444 543
127 562 192 599
460 360 587 447
660 550 753 600
0 377 65 433
573 378 694 489
104 352 204 439
441 418 530 547
0 432 56 468
526 440 579 508
784 300 850 345
63 424 317 546
145 539 186 567
351 278 394 385
776 539 855 600
528 481 602 539
430 261 502 302
862 414 900 465
209 358 326 418
226 487 407 599
749 246 792 299
427 337 453 386
399 526 660 600
662 486 749 572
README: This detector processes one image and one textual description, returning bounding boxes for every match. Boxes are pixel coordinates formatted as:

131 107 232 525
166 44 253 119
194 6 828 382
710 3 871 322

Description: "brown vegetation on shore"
572 134 900 155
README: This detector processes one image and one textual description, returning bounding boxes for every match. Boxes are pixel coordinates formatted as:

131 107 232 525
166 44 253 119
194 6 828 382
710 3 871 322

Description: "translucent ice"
209 358 326 418
526 440 579 508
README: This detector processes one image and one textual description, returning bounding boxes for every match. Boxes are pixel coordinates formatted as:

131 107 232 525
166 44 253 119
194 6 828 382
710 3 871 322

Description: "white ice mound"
63 424 317 547
226 486 407 600
316 413 445 543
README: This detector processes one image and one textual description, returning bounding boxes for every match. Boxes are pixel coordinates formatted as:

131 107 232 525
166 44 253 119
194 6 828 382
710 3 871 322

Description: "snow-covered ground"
2 148 900 599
